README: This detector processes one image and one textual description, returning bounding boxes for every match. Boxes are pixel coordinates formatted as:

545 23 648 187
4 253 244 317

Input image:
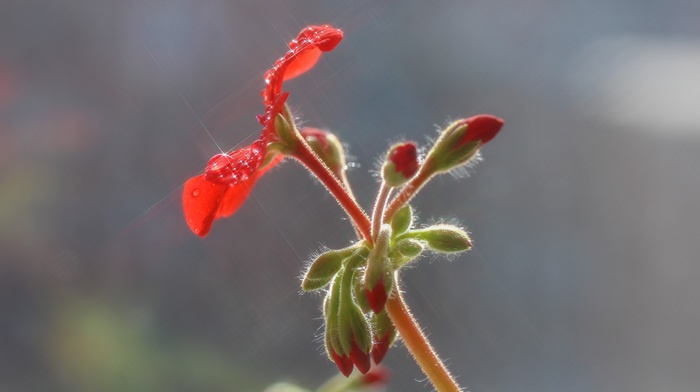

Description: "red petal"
262 25 343 105
215 149 284 218
183 175 227 237
282 47 321 81
215 176 256 218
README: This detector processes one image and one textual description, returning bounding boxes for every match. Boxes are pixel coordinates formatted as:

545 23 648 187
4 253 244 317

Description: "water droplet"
191 188 200 197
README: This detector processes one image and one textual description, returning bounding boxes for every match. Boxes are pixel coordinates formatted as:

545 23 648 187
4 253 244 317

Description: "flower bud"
324 273 354 377
300 127 347 179
337 254 373 374
382 142 419 187
337 297 373 374
274 111 298 150
371 310 397 365
302 245 360 291
392 238 424 269
364 225 393 314
408 224 472 253
425 115 503 174
390 205 413 236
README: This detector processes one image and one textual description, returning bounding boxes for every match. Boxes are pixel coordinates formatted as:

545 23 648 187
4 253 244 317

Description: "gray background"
1 0 699 391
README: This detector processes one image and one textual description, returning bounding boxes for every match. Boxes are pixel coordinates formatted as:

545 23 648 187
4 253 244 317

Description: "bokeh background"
2 1 699 391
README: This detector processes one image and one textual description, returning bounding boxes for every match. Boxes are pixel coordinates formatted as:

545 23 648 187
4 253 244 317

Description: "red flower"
183 25 343 237
183 141 284 237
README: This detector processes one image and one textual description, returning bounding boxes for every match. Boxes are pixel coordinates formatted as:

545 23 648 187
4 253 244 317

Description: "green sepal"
325 272 345 357
390 205 413 236
353 272 371 313
403 224 472 253
274 112 298 150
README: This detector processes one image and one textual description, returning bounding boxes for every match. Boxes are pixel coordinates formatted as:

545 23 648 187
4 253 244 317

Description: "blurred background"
1 0 699 391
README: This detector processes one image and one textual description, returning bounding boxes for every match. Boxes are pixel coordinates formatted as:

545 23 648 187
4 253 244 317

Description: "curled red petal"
183 174 227 237
281 47 321 81
262 25 343 105
297 25 344 52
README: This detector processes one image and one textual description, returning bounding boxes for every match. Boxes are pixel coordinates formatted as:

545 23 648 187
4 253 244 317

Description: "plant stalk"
385 279 463 392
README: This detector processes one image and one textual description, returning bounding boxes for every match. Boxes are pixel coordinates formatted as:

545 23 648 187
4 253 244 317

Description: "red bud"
365 280 388 314
349 340 372 374
331 350 354 377
457 114 504 146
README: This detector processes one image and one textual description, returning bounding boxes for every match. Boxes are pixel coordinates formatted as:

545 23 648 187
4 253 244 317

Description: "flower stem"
370 182 391 241
383 165 434 224
293 142 373 244
385 278 463 392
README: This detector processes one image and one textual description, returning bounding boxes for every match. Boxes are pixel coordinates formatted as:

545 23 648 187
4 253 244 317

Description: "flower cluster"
182 25 503 388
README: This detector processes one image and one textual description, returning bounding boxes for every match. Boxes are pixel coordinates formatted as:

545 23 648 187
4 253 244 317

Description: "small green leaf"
390 205 413 236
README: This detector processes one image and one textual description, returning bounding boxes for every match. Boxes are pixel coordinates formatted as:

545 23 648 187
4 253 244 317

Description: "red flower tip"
297 25 344 52
361 366 390 386
365 282 388 315
458 114 504 146
349 341 372 374
263 25 343 105
371 331 392 365
388 142 419 178
331 350 354 377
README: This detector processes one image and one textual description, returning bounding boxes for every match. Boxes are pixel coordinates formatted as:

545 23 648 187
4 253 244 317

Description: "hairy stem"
293 143 372 244
370 182 391 241
385 279 463 392
383 165 434 224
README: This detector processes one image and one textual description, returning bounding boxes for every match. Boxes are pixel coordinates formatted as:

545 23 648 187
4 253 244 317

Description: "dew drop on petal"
191 188 200 197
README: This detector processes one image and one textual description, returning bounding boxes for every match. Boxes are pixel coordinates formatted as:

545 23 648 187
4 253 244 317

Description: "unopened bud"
408 224 472 253
371 310 397 365
382 142 419 187
325 273 354 377
300 127 347 178
302 245 359 291
337 254 373 373
394 238 424 260
425 115 503 174
364 225 393 314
